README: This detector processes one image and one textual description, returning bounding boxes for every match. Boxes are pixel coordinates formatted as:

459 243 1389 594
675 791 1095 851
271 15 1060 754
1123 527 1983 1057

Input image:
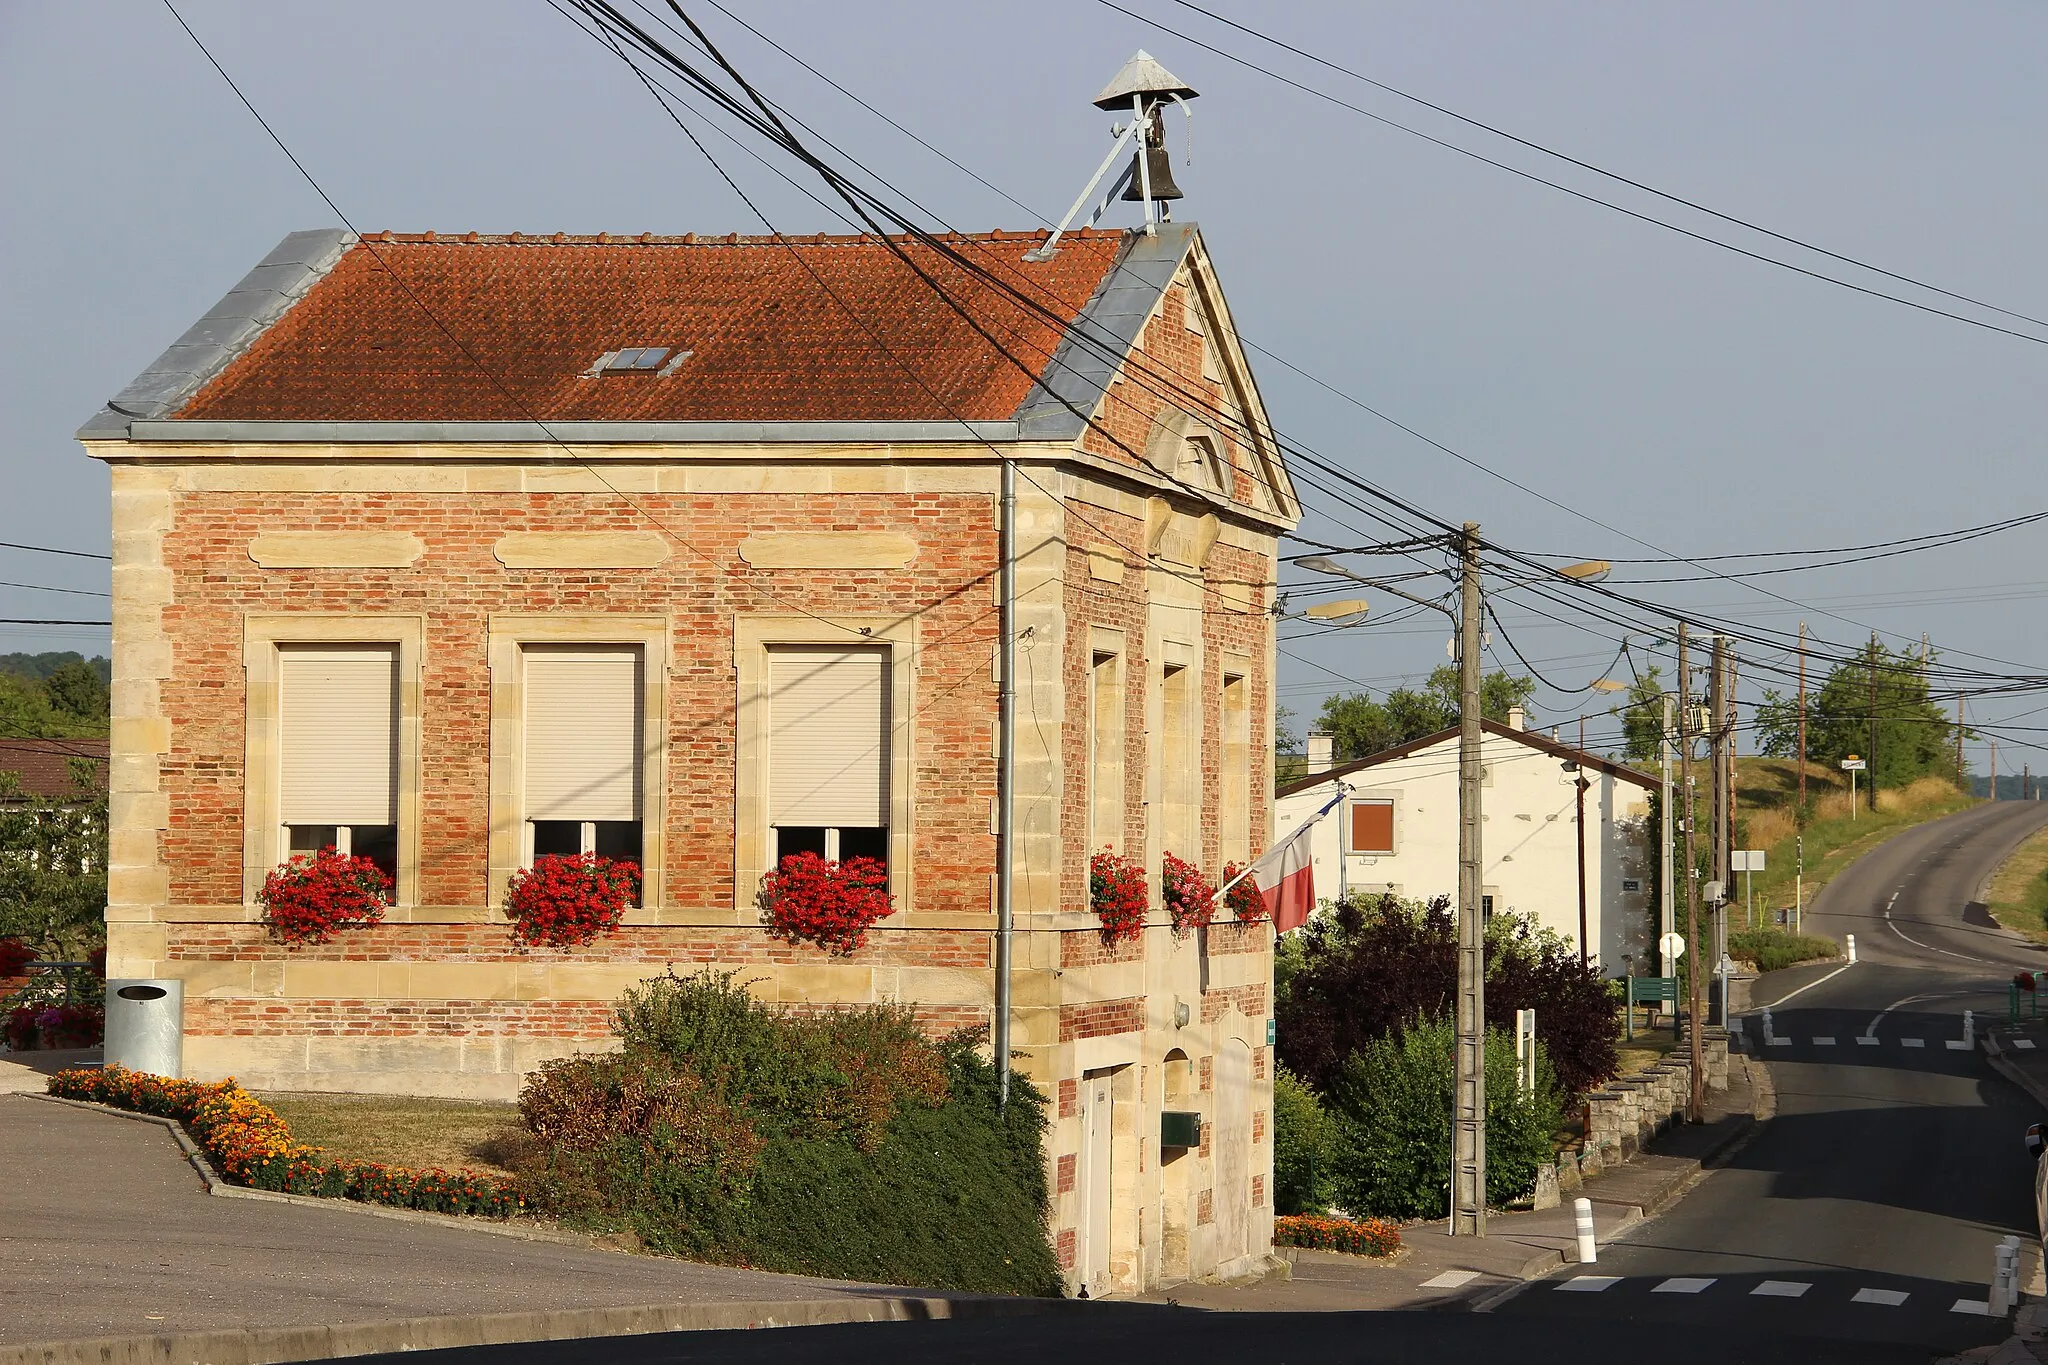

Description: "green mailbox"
1160 1110 1202 1149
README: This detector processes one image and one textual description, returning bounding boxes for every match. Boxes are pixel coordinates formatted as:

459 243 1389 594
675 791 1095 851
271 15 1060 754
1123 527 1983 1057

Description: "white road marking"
1946 1039 1972 1050
1557 1277 1621 1292
2017 1039 2038 1050
1813 1037 1837 1046
1857 1036 1880 1046
1853 1288 1910 1306
1752 1281 1811 1298
1753 964 1852 1011
1653 1277 1716 1294
1420 1271 1479 1289
1769 1037 1793 1047
1952 1299 1992 1315
1903 1039 1926 1048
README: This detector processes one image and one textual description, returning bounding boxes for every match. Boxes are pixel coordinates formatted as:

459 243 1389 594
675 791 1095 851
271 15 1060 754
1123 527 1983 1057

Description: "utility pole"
1660 690 1676 978
1710 635 1730 977
1992 742 1999 801
1957 695 1966 791
1868 633 1880 796
1797 622 1807 810
1680 623 1703 1122
1452 522 1487 1237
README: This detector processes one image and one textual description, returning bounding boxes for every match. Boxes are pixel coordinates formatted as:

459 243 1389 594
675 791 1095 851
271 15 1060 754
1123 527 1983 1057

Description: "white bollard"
1574 1197 1597 1264
1762 1007 1775 1043
1847 934 1857 963
1966 1010 1976 1047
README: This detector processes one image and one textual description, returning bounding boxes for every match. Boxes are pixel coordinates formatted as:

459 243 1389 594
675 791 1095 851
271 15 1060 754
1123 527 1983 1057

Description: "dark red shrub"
759 853 893 956
505 854 641 949
260 848 391 945
0 938 37 978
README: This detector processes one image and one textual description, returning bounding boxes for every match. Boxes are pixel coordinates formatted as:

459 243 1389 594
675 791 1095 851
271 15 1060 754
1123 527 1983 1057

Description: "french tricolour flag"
1242 789 1346 934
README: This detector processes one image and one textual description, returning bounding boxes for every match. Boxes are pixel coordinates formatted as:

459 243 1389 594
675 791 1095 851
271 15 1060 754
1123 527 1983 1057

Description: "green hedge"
517 970 1061 1296
1323 1017 1561 1221
1727 929 1839 973
1272 1067 1332 1215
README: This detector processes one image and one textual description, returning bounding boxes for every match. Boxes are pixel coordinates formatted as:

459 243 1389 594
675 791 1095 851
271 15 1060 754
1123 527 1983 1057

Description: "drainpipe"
996 458 1017 1108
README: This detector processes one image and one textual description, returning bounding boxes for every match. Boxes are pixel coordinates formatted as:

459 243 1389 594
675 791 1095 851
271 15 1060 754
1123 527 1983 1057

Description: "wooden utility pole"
1957 695 1966 790
1680 623 1703 1122
1452 523 1486 1237
1797 622 1808 812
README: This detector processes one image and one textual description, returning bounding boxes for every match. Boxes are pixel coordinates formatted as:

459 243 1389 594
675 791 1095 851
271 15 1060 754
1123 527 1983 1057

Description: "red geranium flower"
504 854 640 949
259 848 390 946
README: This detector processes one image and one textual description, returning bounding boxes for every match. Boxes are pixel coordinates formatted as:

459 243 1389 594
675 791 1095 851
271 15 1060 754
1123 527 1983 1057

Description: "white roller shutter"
279 645 398 826
768 646 889 827
524 646 642 821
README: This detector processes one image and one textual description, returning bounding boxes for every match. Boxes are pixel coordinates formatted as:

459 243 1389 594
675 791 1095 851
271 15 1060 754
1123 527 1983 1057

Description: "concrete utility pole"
1680 623 1703 1122
1868 633 1881 795
1452 522 1487 1237
1992 742 1999 801
1458 519 1490 1236
1711 635 1731 974
1660 691 1676 976
1958 696 1966 790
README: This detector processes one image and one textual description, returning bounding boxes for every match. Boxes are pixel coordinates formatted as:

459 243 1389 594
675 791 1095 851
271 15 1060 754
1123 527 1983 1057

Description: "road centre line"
1753 964 1852 1011
1556 1277 1620 1292
1419 1271 1477 1289
1854 1288 1910 1306
1653 1278 1716 1293
1752 1281 1810 1297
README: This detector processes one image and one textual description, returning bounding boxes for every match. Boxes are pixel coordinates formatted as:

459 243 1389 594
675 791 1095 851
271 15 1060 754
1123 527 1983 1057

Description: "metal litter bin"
105 978 183 1076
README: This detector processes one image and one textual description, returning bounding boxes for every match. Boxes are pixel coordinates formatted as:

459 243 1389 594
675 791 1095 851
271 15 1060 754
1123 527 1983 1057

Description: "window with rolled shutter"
279 645 398 827
1348 799 1395 855
767 646 889 860
524 645 643 822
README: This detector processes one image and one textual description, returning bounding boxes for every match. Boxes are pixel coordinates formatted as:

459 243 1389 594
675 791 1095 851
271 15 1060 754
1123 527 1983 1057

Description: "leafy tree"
1610 666 1666 763
1314 667 1536 761
1748 641 1958 790
42 660 108 725
0 762 107 958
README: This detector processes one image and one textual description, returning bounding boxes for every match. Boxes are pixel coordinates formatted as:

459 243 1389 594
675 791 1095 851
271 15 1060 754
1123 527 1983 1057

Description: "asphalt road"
1494 797 2048 1357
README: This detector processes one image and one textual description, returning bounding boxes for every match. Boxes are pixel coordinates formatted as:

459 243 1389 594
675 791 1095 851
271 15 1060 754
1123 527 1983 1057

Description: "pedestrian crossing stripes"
1857 1036 1880 1045
2014 1039 2036 1050
1902 1039 1926 1048
1812 1036 1836 1046
1418 1271 1478 1290
1551 1278 1989 1312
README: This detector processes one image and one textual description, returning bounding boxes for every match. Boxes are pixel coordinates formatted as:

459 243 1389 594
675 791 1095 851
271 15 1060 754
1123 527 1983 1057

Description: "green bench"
1625 975 1679 1039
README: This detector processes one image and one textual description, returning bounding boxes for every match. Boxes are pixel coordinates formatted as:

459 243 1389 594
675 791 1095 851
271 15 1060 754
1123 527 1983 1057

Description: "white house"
1274 714 1656 973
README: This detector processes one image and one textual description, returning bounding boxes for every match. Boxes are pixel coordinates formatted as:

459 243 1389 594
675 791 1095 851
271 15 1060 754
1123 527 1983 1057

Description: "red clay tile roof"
0 738 109 802
177 229 1133 423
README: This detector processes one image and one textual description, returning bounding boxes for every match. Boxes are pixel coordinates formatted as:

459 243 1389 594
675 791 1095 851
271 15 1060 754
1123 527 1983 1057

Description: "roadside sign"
1731 850 1766 872
1841 757 1867 771
1660 931 1686 961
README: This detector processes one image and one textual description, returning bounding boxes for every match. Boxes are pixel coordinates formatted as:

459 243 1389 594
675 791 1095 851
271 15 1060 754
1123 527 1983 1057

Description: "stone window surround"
732 614 916 915
242 614 425 907
487 615 671 909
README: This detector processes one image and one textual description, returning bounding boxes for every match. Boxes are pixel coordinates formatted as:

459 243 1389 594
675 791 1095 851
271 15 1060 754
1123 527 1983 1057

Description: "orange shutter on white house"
1348 799 1395 855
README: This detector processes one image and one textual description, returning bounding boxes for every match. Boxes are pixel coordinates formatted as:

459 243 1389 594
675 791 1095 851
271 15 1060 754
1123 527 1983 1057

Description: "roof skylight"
606 347 670 371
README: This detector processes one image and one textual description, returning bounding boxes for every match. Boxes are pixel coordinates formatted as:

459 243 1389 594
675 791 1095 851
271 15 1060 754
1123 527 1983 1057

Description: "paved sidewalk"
0 1093 1030 1353
0 1047 99 1094
1142 1056 1763 1313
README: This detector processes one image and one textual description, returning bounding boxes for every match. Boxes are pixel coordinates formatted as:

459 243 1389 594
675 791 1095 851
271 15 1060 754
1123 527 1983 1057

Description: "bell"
1120 143 1183 202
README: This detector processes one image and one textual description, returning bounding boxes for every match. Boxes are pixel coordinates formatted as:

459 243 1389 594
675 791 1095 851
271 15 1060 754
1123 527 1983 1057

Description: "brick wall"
1058 997 1145 1042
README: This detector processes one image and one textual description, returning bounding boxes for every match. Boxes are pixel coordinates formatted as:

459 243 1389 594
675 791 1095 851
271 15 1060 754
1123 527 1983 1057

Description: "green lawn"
1986 824 2048 942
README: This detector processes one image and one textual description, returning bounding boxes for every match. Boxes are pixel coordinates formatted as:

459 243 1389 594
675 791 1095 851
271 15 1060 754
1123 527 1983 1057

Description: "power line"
0 541 112 563
1099 0 2048 349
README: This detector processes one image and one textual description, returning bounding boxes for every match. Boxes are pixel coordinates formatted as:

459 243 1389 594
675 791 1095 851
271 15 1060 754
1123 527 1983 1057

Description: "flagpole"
1218 785 1348 899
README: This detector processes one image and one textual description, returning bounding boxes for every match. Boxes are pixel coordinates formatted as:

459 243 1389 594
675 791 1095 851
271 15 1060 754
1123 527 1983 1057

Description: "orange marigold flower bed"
46 1066 521 1218
1272 1213 1402 1257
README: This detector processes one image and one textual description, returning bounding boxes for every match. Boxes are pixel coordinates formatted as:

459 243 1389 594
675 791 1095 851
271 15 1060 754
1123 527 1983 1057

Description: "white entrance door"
1214 1041 1251 1264
1079 1071 1114 1293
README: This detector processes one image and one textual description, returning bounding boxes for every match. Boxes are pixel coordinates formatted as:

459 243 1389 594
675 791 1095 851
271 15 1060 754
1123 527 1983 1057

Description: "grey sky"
4 1 2044 770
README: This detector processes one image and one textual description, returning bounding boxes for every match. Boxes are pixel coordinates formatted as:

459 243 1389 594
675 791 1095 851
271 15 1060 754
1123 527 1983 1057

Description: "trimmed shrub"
1323 1017 1561 1221
520 970 1060 1295
1272 1066 1332 1215
1278 892 1618 1099
1728 929 1838 973
1273 1213 1400 1257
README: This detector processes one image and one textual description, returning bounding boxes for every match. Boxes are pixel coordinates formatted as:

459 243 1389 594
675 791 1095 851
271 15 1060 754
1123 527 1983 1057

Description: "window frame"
1344 793 1400 857
243 616 424 908
487 616 669 908
1088 629 1127 854
735 615 915 913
